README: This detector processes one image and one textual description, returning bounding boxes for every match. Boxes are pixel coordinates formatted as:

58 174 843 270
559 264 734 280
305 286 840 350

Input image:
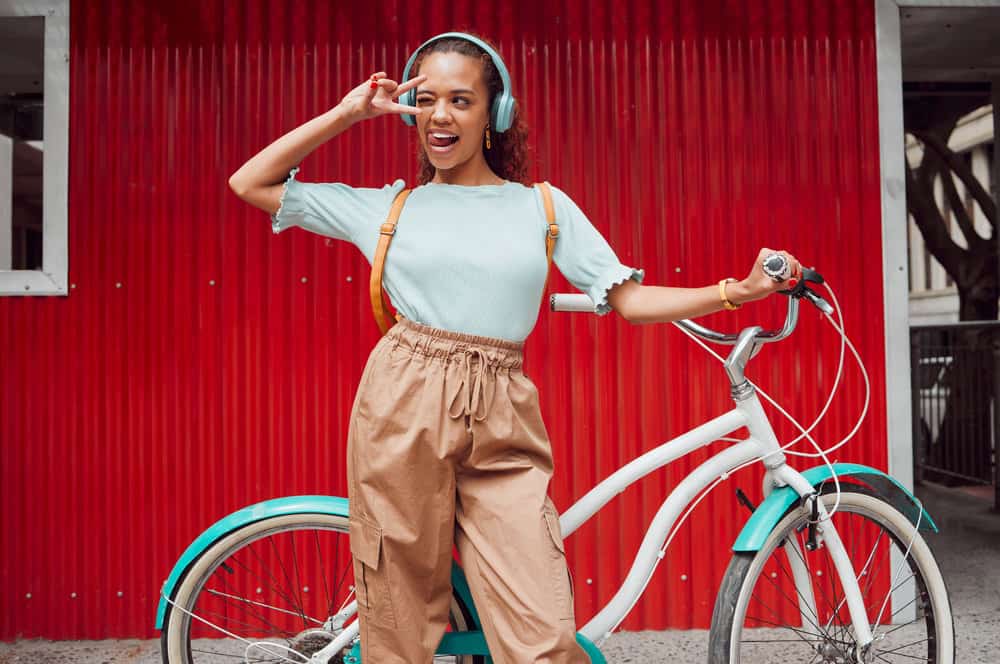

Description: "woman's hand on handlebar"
338 72 426 124
733 248 802 305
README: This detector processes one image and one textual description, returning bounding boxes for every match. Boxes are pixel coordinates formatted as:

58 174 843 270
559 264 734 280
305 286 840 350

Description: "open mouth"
427 132 460 151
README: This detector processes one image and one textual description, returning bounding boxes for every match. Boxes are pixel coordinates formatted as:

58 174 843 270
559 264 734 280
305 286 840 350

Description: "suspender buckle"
380 222 397 236
547 223 560 239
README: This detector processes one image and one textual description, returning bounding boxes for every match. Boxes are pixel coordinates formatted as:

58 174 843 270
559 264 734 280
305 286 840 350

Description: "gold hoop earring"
485 124 492 150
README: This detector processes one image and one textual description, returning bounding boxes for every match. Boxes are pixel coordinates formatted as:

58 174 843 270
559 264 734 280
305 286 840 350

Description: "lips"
427 132 459 151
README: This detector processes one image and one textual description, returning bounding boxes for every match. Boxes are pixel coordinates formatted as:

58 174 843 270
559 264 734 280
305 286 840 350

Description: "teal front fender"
155 495 350 629
733 463 938 552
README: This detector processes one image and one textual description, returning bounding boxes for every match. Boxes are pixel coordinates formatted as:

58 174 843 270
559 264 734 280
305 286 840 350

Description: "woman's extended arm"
607 248 802 323
228 71 425 215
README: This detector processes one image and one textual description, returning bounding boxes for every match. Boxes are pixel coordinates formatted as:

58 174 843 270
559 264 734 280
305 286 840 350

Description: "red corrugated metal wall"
1 0 884 639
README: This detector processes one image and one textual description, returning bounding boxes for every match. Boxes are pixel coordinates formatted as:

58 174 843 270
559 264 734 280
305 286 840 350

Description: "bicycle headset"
399 32 516 132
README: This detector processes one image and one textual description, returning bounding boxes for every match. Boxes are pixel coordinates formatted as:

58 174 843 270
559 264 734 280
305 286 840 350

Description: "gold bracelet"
718 278 741 311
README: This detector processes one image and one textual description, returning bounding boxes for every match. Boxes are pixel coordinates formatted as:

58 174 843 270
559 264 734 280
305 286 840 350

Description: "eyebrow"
415 88 477 96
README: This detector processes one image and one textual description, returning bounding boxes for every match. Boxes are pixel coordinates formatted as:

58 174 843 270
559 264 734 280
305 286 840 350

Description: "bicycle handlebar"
549 268 833 346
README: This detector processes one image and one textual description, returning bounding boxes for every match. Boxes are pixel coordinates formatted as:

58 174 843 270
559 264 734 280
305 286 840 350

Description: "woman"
229 32 800 664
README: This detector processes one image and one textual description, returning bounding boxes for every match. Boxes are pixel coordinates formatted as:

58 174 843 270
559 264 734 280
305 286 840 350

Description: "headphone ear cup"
400 88 417 127
490 96 503 132
493 94 515 133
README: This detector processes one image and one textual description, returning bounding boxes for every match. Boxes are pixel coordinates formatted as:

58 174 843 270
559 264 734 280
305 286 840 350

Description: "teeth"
432 133 456 138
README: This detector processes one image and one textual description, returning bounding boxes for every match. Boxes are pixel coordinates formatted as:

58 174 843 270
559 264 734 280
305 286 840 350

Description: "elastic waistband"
386 317 524 369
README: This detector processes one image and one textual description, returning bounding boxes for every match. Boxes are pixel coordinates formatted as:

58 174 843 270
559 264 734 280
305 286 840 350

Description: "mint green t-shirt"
271 170 644 342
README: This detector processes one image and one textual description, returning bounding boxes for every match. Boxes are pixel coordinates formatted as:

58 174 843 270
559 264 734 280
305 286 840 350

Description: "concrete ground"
1 482 997 663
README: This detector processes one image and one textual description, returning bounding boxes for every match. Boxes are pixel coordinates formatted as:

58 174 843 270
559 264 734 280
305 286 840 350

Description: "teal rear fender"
733 463 938 552
155 495 350 629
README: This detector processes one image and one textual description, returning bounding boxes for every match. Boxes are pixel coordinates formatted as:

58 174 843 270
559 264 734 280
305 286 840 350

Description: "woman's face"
414 52 491 174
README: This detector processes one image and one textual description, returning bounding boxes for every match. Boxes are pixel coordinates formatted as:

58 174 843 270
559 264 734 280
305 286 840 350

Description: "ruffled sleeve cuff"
270 167 304 234
587 264 645 315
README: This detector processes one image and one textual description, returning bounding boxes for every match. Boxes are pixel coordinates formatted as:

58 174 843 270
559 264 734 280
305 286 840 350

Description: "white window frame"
0 0 69 296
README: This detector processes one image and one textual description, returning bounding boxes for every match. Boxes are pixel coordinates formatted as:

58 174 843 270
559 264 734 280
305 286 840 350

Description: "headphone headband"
398 32 516 132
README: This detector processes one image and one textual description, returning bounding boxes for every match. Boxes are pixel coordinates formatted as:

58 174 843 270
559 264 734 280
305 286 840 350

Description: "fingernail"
370 81 378 89
789 278 798 286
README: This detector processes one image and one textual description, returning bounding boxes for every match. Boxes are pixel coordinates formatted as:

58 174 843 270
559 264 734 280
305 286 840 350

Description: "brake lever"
776 267 834 315
802 287 834 315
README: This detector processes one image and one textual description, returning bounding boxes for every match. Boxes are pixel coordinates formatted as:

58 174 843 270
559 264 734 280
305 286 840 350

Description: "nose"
430 99 451 125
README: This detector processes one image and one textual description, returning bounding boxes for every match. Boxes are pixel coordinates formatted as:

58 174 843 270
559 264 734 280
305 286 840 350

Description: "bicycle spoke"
206 588 325 625
269 535 308 625
752 576 828 641
874 647 931 663
239 545 309 616
288 531 308 629
876 637 931 657
853 528 887 622
745 589 836 650
190 646 286 662
195 601 289 636
885 597 920 625
212 569 303 636
769 540 834 640
740 637 825 643
743 614 832 643
817 533 851 644
313 529 334 621
784 531 840 637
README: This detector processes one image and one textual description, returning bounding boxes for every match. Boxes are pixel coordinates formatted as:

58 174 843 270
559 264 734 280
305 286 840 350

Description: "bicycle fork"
740 389 876 658
768 462 876 656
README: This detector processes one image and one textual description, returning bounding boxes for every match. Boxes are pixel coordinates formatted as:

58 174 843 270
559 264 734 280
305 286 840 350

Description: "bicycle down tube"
564 388 875 650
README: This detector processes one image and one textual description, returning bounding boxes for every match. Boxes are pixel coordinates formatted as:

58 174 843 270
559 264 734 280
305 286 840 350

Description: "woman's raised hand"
338 72 426 124
734 248 803 304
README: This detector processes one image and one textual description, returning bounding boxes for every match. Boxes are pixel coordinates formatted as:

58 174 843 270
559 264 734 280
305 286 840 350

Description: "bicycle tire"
708 490 954 663
160 513 485 663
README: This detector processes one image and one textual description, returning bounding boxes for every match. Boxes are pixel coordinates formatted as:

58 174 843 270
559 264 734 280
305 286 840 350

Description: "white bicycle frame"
310 291 876 662
565 391 871 646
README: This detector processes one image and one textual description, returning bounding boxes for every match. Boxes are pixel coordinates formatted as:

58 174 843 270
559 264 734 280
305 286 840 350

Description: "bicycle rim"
717 491 953 663
161 514 479 663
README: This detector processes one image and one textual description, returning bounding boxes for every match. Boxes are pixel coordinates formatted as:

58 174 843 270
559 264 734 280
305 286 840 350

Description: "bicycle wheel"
708 490 954 663
160 513 484 663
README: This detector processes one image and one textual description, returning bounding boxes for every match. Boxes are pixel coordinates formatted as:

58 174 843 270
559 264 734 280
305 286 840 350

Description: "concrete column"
992 79 1000 511
0 134 11 270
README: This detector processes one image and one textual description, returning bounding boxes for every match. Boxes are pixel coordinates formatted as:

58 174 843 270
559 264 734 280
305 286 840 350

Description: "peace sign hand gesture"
339 72 426 124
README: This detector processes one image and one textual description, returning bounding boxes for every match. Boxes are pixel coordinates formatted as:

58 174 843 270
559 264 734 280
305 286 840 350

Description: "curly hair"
410 35 530 185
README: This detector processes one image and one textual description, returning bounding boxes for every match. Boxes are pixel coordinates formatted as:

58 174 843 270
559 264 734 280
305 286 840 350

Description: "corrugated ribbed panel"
0 0 883 638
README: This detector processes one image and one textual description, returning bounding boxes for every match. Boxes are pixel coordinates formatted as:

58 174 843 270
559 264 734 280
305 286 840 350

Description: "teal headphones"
399 32 516 132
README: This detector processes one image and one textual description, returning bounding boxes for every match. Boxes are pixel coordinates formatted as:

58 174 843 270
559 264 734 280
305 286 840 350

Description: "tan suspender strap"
535 182 559 289
370 188 412 335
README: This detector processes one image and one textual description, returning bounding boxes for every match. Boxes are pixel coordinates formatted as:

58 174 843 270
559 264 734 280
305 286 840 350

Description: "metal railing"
910 321 1000 511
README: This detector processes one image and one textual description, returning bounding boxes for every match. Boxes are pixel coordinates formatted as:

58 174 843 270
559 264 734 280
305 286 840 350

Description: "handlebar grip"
550 293 596 313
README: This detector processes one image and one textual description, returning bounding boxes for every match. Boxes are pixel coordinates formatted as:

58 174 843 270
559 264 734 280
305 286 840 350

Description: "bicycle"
156 269 955 663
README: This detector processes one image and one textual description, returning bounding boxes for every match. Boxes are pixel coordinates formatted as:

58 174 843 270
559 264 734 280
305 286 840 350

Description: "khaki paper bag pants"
347 317 590 663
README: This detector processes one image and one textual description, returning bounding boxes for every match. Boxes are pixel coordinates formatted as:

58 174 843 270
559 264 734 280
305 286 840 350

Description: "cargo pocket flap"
543 509 566 554
349 515 382 570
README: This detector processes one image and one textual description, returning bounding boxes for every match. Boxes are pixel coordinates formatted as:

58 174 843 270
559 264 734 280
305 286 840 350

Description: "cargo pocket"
542 506 575 620
349 514 398 628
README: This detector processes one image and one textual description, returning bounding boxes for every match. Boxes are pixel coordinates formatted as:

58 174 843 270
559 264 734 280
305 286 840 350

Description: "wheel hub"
288 628 343 664
815 640 855 663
